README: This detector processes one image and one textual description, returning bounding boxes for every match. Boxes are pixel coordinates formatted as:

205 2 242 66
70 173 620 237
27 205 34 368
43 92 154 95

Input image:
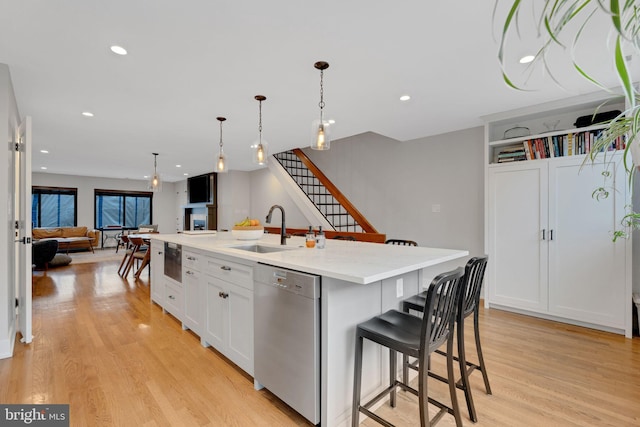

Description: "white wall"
249 168 314 229
31 173 178 234
301 129 485 256
0 64 20 357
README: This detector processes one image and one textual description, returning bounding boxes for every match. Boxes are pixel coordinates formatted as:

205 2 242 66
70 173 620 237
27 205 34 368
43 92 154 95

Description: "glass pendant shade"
148 153 162 192
215 116 228 173
215 150 227 173
253 140 268 165
253 95 268 166
311 119 331 150
311 61 331 151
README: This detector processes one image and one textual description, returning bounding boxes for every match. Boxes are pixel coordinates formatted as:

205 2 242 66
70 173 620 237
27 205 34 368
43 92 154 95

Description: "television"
188 173 212 203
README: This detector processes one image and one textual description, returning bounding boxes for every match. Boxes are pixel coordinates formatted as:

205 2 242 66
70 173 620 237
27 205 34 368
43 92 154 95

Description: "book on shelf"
494 129 626 164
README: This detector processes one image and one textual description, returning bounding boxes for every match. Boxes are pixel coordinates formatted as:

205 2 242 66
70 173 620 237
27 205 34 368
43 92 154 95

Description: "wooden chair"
385 239 418 246
129 236 151 278
352 267 465 427
118 235 142 277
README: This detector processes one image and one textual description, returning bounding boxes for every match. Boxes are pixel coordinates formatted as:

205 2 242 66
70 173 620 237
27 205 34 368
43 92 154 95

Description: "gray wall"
31 173 178 235
0 64 20 357
301 129 485 256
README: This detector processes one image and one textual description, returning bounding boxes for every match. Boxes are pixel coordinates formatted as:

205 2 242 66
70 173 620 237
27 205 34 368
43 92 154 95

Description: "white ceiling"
0 1 631 183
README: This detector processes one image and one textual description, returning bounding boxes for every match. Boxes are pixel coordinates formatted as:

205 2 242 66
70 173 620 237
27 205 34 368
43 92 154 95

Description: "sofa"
32 226 100 252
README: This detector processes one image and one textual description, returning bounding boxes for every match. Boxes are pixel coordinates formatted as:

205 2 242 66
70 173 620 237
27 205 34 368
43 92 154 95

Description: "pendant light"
148 153 162 192
215 116 228 173
311 61 331 150
253 95 268 165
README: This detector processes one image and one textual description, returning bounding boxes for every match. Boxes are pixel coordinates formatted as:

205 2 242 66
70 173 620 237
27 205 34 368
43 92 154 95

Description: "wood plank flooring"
1 258 639 426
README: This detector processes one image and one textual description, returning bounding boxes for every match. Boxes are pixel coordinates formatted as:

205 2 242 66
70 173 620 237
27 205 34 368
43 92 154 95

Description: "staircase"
273 149 377 233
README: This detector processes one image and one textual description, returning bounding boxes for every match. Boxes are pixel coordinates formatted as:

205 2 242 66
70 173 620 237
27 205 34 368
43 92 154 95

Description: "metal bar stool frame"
352 267 465 427
402 256 491 423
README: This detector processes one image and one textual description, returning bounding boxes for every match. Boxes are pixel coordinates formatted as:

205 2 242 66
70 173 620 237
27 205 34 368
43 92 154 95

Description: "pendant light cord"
258 99 263 145
319 69 325 122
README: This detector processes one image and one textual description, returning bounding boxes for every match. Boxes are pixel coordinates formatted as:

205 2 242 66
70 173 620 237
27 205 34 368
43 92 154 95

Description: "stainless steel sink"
231 244 294 254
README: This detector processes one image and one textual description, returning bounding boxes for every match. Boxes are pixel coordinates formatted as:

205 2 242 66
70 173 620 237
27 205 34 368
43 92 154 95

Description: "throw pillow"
49 253 72 267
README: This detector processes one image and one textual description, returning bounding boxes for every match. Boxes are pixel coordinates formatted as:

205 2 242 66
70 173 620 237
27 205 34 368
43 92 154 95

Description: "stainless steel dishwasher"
254 263 320 425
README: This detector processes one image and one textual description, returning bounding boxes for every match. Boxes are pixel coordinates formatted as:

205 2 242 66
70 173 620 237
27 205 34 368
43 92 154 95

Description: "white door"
488 162 548 312
16 117 32 344
548 157 627 328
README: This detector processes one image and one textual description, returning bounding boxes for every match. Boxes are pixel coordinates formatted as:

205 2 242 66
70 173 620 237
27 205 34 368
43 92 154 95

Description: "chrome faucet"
266 205 286 245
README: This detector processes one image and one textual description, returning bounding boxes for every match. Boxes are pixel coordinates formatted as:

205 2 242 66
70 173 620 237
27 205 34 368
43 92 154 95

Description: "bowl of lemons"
231 218 264 240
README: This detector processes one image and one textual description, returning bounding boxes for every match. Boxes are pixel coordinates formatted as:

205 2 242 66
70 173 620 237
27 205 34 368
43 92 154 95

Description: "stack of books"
497 146 527 163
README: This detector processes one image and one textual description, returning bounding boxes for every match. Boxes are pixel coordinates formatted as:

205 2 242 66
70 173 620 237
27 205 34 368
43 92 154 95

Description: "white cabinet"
150 240 165 305
487 152 630 334
202 257 254 376
183 249 204 335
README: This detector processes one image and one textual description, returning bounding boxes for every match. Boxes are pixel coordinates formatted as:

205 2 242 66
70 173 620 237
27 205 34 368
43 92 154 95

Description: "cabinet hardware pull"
186 271 194 275
542 229 546 240
550 230 554 241
158 251 163 255
218 291 229 299
168 295 175 300
220 266 231 271
187 256 196 261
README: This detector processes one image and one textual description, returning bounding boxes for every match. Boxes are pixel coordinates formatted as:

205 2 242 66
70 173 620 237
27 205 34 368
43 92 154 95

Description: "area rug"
70 249 122 264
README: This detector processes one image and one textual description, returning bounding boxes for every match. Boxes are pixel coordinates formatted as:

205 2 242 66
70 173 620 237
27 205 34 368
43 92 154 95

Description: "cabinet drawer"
202 257 253 290
183 250 201 271
165 282 184 319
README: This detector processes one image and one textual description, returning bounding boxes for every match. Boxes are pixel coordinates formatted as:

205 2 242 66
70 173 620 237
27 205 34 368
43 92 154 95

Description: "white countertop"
152 232 469 284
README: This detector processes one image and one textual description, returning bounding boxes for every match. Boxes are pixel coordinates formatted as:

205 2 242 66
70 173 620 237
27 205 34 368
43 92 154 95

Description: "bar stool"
352 267 465 427
402 256 491 423
385 239 418 246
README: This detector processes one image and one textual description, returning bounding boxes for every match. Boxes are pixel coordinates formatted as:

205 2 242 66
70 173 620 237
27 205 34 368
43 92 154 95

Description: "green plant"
496 0 640 238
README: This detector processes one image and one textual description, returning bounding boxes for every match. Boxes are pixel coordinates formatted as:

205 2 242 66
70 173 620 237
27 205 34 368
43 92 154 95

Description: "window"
32 186 78 228
95 190 153 229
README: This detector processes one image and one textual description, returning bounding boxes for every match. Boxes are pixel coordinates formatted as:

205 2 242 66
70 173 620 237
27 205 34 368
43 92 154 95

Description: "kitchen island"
150 232 468 427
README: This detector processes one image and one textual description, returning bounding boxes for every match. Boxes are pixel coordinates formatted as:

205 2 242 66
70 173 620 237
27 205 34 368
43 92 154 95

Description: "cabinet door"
488 162 548 311
226 283 254 376
150 241 164 305
183 268 203 335
548 158 626 328
204 275 226 350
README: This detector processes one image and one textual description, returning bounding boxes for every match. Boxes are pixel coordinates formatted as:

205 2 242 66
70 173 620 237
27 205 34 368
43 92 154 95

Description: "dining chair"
118 235 142 277
352 267 465 427
129 236 151 278
402 256 491 423
385 239 418 246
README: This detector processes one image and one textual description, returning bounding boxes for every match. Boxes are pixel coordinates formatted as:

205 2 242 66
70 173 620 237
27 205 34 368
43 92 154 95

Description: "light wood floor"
1 260 639 426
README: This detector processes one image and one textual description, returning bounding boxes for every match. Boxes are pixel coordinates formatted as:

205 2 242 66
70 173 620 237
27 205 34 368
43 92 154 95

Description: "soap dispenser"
305 226 316 248
316 226 325 249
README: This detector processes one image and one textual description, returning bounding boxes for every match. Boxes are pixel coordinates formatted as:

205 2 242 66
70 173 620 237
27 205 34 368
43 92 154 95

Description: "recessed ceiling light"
176 165 181 168
328 119 335 124
40 166 47 170
82 111 94 117
519 55 535 64
400 95 411 101
183 173 188 176
40 150 49 154
143 175 149 179
110 45 127 55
